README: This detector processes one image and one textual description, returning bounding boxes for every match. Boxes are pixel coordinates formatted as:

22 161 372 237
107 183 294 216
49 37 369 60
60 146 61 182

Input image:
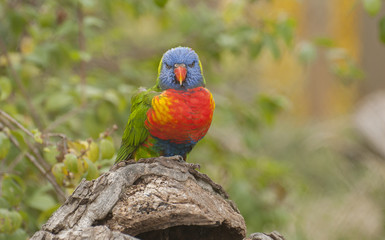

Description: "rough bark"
245 231 285 240
30 156 284 240
32 226 139 240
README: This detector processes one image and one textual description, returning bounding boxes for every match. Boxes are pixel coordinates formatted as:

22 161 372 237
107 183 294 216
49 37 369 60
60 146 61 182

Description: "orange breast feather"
145 87 215 143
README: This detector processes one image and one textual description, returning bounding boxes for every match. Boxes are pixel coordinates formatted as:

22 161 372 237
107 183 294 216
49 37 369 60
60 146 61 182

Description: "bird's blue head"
157 47 205 90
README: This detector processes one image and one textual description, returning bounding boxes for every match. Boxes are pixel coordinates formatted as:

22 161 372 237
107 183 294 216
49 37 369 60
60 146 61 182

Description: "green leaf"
82 85 103 99
80 0 96 8
7 211 22 233
31 129 43 144
78 51 91 62
1 175 25 207
44 93 74 113
104 89 121 106
313 37 335 48
217 33 238 49
0 198 10 209
86 141 99 163
0 77 12 101
379 17 385 44
0 132 11 159
257 95 288 125
249 41 263 59
67 140 87 155
69 50 90 62
43 146 59 165
38 10 55 28
97 102 113 123
84 158 99 180
0 208 12 234
100 138 115 159
277 19 295 46
9 130 27 151
52 163 65 186
363 0 382 16
9 12 27 38
64 153 79 173
0 228 28 240
27 192 56 211
84 16 104 28
264 34 280 59
154 0 168 8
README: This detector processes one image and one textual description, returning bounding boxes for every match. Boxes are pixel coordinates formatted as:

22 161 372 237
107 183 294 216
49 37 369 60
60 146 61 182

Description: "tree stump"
30 156 285 240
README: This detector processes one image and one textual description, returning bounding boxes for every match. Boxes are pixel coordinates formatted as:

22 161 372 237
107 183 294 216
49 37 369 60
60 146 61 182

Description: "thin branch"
77 2 87 105
0 37 44 129
78 138 92 159
6 132 66 202
97 124 119 140
0 110 34 138
43 132 68 146
45 133 68 139
0 111 66 202
26 138 52 169
0 110 51 170
0 170 20 175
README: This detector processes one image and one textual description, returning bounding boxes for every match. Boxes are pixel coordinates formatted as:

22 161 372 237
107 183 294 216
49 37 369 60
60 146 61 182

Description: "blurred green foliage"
362 0 385 45
363 0 382 16
0 0 384 240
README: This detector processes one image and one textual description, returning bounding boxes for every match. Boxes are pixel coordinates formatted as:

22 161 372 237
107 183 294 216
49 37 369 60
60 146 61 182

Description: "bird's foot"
168 155 200 170
153 155 184 162
110 159 136 171
119 156 200 171
150 155 200 170
174 155 185 162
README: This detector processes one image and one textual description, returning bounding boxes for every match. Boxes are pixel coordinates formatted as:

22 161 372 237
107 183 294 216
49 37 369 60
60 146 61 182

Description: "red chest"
145 87 215 143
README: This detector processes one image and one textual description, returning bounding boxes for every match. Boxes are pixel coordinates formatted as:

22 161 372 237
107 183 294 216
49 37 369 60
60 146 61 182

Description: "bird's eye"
188 61 195 68
165 63 172 69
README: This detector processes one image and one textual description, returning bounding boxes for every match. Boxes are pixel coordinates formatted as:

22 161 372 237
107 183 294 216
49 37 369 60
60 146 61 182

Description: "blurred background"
1 0 385 239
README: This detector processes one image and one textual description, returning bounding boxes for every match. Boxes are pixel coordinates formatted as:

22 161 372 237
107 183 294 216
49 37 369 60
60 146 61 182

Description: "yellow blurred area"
249 0 361 119
219 0 361 119
20 37 35 55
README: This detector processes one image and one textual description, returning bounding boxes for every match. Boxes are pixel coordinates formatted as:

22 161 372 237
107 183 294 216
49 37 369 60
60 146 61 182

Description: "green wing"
115 87 160 162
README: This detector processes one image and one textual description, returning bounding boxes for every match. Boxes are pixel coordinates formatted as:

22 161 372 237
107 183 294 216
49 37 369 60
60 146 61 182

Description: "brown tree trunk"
30 156 285 240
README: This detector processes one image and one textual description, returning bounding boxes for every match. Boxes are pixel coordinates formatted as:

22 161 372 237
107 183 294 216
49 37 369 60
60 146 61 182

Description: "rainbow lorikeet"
116 47 215 162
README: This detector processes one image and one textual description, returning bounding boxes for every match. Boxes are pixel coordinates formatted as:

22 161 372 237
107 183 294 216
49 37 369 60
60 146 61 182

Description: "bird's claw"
174 155 185 162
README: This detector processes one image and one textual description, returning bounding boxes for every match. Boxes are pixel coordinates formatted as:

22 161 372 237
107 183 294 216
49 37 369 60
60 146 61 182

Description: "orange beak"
174 66 187 85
